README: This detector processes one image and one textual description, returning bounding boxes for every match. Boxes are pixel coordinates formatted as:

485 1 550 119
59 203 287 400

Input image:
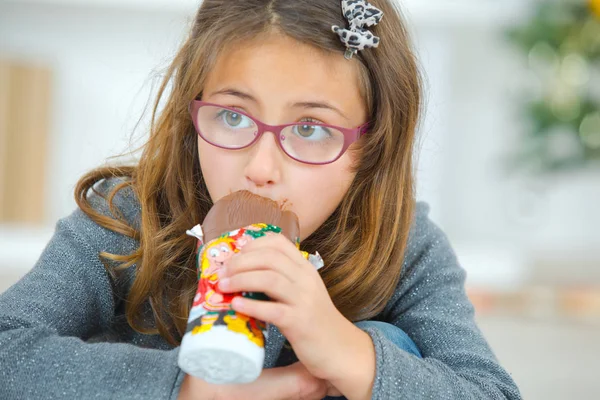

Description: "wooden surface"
0 60 51 224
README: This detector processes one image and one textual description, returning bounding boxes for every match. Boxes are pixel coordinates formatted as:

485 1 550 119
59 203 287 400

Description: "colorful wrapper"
177 222 323 384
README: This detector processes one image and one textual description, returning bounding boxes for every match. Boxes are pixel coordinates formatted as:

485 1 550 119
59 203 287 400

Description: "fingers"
223 247 301 283
219 270 295 305
228 295 291 329
326 381 344 397
239 234 306 265
215 364 309 400
286 362 332 400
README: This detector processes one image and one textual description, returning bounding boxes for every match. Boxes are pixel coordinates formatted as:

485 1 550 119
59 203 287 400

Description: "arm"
0 179 193 399
352 202 522 399
327 323 376 400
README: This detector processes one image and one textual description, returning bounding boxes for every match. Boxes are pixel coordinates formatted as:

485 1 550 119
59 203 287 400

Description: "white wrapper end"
186 224 204 241
308 251 324 270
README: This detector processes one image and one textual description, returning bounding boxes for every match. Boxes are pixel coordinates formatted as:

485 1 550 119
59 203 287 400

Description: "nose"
244 130 283 188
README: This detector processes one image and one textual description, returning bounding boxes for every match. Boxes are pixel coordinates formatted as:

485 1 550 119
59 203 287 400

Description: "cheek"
291 160 356 240
198 141 238 201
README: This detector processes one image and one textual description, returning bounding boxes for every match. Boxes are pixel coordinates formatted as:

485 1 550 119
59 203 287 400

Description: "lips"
228 188 291 210
277 198 291 210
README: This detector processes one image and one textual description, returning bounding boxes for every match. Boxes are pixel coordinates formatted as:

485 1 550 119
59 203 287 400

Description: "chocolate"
202 190 299 243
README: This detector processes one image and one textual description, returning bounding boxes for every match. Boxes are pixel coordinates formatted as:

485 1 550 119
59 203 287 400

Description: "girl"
0 1 522 399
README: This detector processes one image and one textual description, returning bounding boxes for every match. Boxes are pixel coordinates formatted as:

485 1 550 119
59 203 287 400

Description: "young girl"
0 1 521 399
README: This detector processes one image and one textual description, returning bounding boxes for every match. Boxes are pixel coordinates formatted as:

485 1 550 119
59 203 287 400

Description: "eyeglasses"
189 100 370 165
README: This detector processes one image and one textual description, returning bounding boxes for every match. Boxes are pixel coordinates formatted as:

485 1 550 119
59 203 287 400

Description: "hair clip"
331 0 384 60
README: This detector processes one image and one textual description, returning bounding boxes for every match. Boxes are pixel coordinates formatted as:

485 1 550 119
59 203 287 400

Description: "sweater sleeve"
0 180 188 400
360 202 522 400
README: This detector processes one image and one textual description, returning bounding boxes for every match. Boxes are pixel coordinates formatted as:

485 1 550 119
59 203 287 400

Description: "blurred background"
1 0 599 398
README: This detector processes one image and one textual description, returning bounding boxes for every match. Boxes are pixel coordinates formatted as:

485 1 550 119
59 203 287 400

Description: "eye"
224 111 242 126
216 109 253 129
220 246 230 253
209 248 219 257
297 124 316 138
293 119 333 140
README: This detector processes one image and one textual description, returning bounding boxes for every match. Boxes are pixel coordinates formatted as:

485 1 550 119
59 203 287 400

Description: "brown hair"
75 0 423 346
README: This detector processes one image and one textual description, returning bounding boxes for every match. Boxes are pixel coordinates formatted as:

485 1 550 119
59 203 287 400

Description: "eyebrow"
208 88 350 122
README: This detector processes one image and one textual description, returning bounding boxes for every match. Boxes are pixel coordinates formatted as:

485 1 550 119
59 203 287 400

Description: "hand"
217 361 343 400
217 234 354 382
177 373 218 400
178 362 342 400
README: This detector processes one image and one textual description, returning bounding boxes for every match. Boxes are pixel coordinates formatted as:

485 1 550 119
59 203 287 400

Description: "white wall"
1 1 191 222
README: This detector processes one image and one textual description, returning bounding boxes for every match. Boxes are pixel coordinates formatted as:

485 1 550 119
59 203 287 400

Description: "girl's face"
198 33 368 241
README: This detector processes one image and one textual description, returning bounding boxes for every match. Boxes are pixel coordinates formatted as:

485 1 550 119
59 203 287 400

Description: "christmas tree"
505 0 600 174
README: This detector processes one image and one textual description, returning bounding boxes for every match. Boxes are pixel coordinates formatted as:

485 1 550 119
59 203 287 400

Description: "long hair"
74 0 423 346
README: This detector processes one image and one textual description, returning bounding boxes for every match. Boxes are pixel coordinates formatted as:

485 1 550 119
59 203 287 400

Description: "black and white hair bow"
331 0 384 60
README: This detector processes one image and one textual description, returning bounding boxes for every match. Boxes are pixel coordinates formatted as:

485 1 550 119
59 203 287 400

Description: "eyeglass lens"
194 105 346 164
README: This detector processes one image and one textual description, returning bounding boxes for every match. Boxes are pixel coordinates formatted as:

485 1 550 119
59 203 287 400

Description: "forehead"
202 33 365 114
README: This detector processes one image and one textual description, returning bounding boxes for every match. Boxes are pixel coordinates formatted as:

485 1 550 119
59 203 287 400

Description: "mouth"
228 189 292 211
277 198 292 211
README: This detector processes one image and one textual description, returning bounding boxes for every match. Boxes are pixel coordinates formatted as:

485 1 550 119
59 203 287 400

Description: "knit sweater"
0 177 522 399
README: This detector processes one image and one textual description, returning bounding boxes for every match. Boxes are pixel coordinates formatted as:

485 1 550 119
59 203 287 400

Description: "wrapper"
177 191 323 384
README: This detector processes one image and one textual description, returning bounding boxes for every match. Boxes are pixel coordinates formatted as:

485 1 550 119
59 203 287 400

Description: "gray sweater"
0 178 522 399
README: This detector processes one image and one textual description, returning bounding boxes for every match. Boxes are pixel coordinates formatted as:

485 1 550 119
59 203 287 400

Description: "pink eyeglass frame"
189 99 370 165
